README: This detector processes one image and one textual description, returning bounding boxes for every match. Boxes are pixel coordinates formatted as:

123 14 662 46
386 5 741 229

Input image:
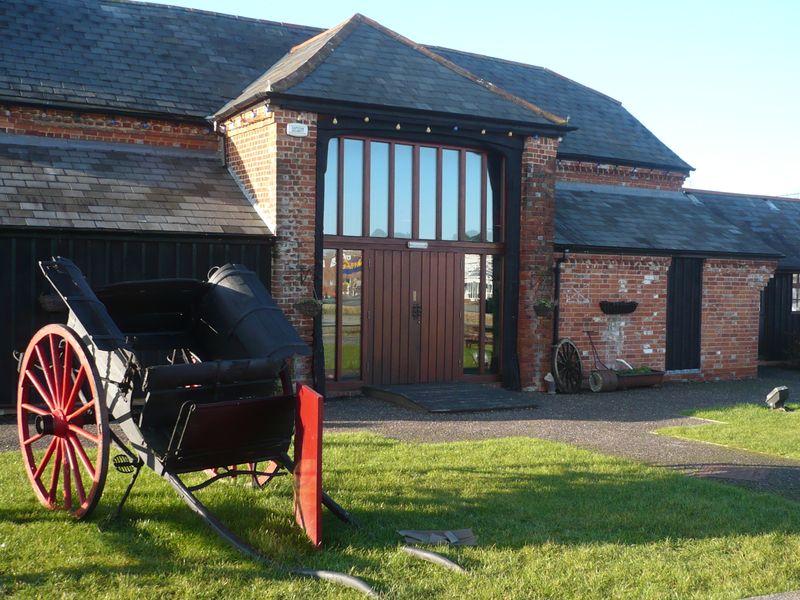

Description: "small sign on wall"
287 123 309 137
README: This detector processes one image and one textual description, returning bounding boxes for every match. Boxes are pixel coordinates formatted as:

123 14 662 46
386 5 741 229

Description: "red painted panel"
294 384 323 549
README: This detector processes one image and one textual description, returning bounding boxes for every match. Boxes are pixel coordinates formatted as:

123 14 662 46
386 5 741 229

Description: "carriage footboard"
161 395 294 473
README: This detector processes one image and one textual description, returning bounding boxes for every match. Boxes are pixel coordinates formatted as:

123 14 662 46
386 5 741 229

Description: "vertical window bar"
412 145 420 240
363 142 371 241
458 150 466 241
388 143 395 238
335 248 343 381
479 254 487 375
436 147 443 240
500 156 506 242
337 138 345 236
480 154 488 243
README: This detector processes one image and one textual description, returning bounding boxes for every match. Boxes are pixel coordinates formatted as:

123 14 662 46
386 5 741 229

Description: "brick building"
0 0 792 402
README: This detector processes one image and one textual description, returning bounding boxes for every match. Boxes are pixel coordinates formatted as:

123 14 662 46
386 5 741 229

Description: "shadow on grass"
7 434 800 594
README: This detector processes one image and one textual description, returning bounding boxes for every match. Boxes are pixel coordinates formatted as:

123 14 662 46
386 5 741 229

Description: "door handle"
411 303 422 322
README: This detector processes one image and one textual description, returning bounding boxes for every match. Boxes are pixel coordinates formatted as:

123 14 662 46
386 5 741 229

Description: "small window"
793 274 800 312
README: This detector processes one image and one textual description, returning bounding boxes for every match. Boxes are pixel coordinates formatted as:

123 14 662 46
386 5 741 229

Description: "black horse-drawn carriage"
16 257 373 595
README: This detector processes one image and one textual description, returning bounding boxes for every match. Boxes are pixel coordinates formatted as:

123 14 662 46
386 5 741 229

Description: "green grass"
5 434 800 598
658 402 800 460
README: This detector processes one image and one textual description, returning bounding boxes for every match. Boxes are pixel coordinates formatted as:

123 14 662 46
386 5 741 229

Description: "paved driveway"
324 367 800 500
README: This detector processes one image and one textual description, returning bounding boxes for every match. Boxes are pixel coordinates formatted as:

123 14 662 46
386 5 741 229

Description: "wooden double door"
362 249 464 384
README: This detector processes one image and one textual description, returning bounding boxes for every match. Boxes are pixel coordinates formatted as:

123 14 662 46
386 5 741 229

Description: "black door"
666 257 703 370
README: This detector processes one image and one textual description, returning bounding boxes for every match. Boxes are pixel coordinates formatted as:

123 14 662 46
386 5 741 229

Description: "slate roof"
688 190 800 270
0 0 317 118
0 0 689 170
0 134 270 235
555 182 781 259
434 48 691 171
216 14 566 127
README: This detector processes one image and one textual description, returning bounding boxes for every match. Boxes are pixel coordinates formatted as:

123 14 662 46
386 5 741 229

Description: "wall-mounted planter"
534 303 554 317
615 369 664 390
294 298 323 317
599 300 638 315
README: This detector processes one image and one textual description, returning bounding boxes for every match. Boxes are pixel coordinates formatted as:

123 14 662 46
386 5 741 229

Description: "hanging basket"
534 301 554 317
599 300 638 315
294 298 323 317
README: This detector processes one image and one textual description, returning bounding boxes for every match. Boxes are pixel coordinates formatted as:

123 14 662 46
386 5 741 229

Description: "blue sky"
142 0 799 197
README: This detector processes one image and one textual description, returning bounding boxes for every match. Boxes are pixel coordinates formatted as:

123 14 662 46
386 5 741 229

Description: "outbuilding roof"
687 190 800 270
555 182 782 259
215 14 566 127
0 135 270 235
0 0 689 170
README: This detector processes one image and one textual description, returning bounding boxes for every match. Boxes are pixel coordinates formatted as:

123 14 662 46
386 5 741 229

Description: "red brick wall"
558 254 670 374
701 259 776 379
0 103 216 150
556 159 687 190
557 253 777 381
518 135 560 390
223 104 317 382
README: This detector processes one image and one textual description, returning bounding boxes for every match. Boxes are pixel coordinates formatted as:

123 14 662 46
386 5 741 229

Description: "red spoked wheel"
17 324 109 519
205 460 282 488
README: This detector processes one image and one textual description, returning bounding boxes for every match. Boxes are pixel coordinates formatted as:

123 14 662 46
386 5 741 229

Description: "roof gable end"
214 14 568 127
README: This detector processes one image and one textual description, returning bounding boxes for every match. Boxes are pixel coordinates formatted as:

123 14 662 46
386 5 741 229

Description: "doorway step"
362 383 538 413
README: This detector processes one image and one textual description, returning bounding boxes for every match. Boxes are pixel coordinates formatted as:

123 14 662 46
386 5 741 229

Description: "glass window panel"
394 144 412 239
323 139 338 235
441 149 459 241
463 254 481 374
341 250 362 378
486 163 495 243
465 152 482 241
342 139 363 236
419 147 437 240
486 256 501 373
794 274 800 312
369 142 389 237
322 249 337 380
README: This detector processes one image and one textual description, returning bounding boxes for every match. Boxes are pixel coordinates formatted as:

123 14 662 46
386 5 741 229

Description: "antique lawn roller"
16 257 374 595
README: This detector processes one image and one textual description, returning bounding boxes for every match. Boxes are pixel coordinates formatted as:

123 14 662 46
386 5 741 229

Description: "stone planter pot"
615 370 665 390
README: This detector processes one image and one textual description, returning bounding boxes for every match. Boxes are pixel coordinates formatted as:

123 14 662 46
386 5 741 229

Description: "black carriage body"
40 257 310 475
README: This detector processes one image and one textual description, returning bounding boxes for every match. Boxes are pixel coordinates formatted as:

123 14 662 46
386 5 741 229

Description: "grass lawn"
658 402 800 460
4 433 800 598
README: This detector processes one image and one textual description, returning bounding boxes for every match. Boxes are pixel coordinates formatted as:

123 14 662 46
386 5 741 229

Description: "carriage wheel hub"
34 411 67 437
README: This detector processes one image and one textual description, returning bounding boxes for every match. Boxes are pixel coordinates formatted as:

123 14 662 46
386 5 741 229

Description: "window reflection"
486 167 495 242
463 254 481 374
394 144 412 238
341 250 362 378
370 142 389 237
323 139 338 235
322 249 337 380
465 152 481 241
486 256 500 374
342 139 363 236
441 149 459 241
419 147 437 240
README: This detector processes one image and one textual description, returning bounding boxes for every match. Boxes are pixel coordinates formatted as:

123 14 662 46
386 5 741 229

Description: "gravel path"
323 367 800 500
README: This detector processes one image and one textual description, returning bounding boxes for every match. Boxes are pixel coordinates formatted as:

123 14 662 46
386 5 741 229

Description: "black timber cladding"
555 182 782 259
759 272 800 361
0 228 273 407
666 257 702 371
0 135 270 235
1 0 689 170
